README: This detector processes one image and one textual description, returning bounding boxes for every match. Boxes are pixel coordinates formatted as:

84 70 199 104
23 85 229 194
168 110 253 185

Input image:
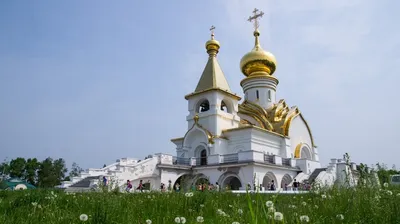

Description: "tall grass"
0 186 399 224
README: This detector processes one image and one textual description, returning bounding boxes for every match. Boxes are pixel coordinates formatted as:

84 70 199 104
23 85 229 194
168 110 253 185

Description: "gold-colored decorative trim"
284 113 315 147
235 98 315 148
170 137 184 142
240 119 253 126
185 88 241 100
238 100 274 130
181 115 215 147
294 143 302 158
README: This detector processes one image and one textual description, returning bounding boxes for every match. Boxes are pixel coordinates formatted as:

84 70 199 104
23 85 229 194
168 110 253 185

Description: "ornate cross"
248 8 264 30
210 25 216 39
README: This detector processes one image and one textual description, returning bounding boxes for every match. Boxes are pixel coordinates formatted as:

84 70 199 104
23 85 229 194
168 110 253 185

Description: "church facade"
61 10 368 193
163 12 320 190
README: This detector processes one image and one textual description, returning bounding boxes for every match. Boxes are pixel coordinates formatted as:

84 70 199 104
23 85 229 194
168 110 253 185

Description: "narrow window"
268 90 271 101
256 90 259 99
245 92 248 100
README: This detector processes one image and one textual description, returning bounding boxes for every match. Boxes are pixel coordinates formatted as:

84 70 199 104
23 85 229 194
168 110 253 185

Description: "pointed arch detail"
182 115 214 148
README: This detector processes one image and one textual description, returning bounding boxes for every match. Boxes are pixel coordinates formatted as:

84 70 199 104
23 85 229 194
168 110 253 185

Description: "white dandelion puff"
383 182 389 188
79 214 88 222
174 217 181 223
196 216 204 223
180 217 186 224
300 215 310 222
336 214 344 220
145 220 152 224
274 212 284 221
265 201 274 208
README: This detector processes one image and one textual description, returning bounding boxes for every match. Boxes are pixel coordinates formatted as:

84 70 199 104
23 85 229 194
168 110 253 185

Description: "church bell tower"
184 26 241 138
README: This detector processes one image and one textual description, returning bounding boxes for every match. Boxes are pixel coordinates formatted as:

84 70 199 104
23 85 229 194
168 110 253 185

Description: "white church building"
61 10 368 193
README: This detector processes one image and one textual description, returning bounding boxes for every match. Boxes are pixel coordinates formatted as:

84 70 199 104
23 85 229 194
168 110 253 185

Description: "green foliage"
0 187 399 224
0 180 7 189
37 158 67 188
376 163 400 185
0 157 70 188
9 158 26 178
69 162 83 179
24 158 40 185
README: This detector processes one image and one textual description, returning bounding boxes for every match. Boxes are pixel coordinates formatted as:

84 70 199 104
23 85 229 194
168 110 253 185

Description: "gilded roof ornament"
191 26 233 94
240 8 277 77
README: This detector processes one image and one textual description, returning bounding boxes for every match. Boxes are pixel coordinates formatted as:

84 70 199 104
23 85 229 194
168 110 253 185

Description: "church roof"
238 99 315 147
195 56 231 93
186 29 237 99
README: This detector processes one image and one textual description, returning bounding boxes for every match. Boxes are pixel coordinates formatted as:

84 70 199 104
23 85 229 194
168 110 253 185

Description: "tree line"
0 157 84 188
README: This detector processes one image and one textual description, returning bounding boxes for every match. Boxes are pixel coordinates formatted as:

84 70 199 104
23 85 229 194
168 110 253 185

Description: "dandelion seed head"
79 214 88 222
300 215 310 222
196 216 204 223
274 212 284 221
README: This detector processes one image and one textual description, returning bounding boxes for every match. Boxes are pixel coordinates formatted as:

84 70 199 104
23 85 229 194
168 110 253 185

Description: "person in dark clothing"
293 179 299 191
270 180 276 191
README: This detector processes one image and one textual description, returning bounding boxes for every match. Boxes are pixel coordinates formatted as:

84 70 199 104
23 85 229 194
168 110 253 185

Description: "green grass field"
0 186 399 224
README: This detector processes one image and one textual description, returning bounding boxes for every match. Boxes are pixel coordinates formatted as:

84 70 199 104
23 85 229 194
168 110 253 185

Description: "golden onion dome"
205 33 220 56
240 29 277 76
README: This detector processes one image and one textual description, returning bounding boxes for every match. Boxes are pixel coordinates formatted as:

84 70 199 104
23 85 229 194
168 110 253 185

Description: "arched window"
268 90 271 101
197 99 210 113
200 149 207 165
221 101 227 112
256 90 259 99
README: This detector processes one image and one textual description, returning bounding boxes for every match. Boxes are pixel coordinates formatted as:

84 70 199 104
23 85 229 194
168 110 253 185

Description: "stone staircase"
307 168 327 184
65 176 100 192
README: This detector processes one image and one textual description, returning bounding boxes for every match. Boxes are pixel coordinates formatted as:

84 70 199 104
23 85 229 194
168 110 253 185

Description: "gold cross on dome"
248 8 264 30
210 25 216 39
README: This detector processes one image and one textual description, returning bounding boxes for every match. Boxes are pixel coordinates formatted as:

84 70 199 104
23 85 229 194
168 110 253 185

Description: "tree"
37 157 68 188
9 157 26 178
103 164 107 168
37 158 54 187
69 162 83 178
375 162 400 185
24 158 40 185
0 179 7 189
0 161 10 176
53 158 68 185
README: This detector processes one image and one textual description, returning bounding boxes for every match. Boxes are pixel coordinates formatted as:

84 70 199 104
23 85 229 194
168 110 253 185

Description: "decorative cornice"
185 87 241 100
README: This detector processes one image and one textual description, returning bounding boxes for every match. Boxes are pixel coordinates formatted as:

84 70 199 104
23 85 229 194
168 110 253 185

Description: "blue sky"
1 0 399 170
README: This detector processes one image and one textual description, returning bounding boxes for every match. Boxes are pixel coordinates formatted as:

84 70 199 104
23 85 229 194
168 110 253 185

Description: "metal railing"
221 153 239 163
264 154 274 164
282 158 291 167
195 157 208 166
172 157 190 166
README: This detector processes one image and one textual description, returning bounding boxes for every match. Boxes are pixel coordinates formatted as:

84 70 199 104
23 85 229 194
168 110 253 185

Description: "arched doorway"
280 174 293 190
173 174 192 191
223 176 242 190
200 149 207 165
262 172 277 190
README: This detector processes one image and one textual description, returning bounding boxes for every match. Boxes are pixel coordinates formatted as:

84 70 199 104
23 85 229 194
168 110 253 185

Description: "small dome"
205 34 220 55
240 30 277 76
